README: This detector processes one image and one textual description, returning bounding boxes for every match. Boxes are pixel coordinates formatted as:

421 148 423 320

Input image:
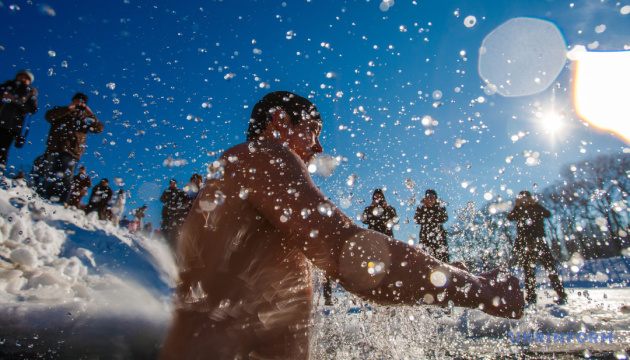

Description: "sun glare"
541 112 564 134
573 49 630 143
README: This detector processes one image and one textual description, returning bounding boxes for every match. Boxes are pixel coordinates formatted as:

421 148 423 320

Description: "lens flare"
573 50 630 143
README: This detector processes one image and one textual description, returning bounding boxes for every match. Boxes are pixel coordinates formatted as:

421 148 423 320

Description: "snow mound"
0 178 177 358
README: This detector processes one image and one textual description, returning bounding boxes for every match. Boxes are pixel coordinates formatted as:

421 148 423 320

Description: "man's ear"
268 108 291 130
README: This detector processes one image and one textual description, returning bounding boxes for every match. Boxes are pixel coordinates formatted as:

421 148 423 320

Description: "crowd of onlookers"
0 69 203 246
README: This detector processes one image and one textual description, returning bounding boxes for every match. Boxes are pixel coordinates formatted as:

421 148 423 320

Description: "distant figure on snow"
84 178 113 220
507 190 567 305
0 70 38 170
67 166 92 209
134 204 148 230
415 189 449 262
110 189 127 225
160 179 184 249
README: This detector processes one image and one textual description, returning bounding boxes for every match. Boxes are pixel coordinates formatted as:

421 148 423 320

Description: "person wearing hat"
362 188 398 237
0 70 38 169
507 190 568 305
36 92 103 202
414 189 450 262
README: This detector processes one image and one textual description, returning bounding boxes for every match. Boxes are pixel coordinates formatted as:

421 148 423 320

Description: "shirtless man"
160 91 524 359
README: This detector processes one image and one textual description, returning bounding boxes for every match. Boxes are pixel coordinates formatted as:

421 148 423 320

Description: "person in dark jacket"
0 70 38 169
507 190 567 305
160 179 184 250
84 178 113 220
362 188 398 237
415 189 449 262
67 166 92 209
37 92 103 202
171 174 204 248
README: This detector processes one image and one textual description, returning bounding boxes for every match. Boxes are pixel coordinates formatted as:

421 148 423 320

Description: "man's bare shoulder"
220 141 307 173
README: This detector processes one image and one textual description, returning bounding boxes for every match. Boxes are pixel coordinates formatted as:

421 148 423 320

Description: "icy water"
310 271 630 359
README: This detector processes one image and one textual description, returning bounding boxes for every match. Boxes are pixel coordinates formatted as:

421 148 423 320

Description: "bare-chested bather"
159 91 524 359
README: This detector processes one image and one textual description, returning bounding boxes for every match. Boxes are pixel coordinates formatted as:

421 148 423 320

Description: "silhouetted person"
84 178 113 220
415 189 449 262
507 190 567 305
0 70 38 169
159 91 524 360
169 173 204 251
67 166 91 209
160 179 183 249
119 215 131 229
362 188 398 237
37 92 103 202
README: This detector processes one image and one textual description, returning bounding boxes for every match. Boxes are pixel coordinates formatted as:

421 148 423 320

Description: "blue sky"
2 0 629 242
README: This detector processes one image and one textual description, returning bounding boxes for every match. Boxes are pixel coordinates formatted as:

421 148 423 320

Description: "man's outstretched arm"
238 142 524 319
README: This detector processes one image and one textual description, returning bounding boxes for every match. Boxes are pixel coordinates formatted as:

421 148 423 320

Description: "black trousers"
0 130 15 168
516 237 566 303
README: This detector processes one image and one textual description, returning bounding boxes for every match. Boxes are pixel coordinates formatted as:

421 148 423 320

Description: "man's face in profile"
281 111 323 163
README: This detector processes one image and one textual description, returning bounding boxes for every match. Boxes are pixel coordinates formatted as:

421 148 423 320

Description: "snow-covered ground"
0 178 628 359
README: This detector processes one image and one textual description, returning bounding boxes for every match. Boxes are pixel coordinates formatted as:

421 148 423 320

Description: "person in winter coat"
110 189 127 225
67 166 92 209
362 188 398 237
160 179 184 249
414 189 450 262
84 178 113 220
507 190 568 305
169 174 204 250
0 70 38 169
37 92 103 202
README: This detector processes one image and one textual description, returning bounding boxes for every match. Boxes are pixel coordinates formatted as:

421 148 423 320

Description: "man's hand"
476 269 524 319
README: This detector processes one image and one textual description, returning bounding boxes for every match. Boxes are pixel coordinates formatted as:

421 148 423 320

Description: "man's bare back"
160 92 524 359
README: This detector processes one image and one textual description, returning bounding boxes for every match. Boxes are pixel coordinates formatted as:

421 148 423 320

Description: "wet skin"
160 109 524 359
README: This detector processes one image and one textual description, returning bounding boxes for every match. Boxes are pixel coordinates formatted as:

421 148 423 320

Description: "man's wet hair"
518 190 532 198
247 91 322 141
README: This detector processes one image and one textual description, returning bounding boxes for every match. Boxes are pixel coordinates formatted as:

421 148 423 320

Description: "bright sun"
541 112 564 134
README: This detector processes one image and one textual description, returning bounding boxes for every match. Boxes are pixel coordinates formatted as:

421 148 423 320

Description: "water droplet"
430 271 447 287
300 208 311 218
239 188 249 199
310 230 319 238
317 203 332 216
214 190 226 205
395 281 403 287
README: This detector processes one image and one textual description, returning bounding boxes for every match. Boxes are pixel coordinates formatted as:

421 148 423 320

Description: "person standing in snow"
160 179 184 250
362 188 398 237
134 204 149 230
36 92 103 202
415 189 450 262
110 189 127 225
0 70 38 170
160 91 524 360
67 166 92 209
84 178 113 220
507 190 568 305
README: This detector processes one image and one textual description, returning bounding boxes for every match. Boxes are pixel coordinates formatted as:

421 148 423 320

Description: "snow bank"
0 178 177 358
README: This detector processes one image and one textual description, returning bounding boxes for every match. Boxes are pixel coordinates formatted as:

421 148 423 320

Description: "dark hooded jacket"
507 203 551 249
44 106 103 159
0 79 38 136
